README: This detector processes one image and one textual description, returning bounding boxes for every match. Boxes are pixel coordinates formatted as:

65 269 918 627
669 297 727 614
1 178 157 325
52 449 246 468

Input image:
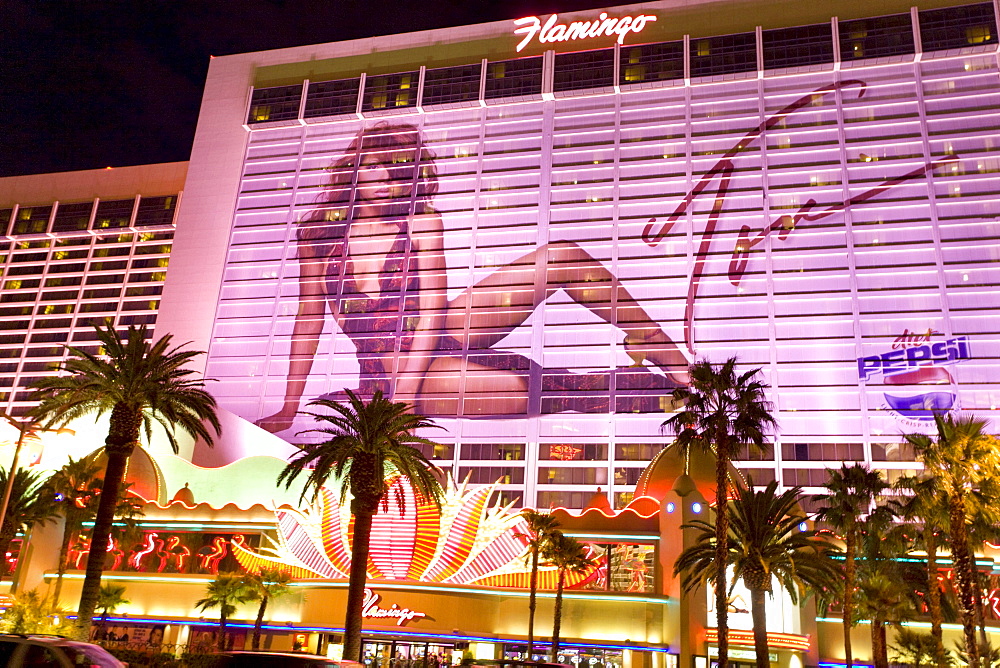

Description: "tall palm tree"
853 516 920 668
894 473 953 668
0 467 59 578
30 322 221 638
541 531 591 661
675 479 836 668
196 572 252 651
243 568 294 651
812 463 890 668
96 583 129 640
517 509 559 660
277 389 444 662
904 414 1000 668
49 454 103 605
661 357 777 668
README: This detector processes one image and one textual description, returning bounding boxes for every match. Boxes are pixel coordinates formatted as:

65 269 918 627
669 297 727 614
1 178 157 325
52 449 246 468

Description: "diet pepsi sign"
858 335 971 381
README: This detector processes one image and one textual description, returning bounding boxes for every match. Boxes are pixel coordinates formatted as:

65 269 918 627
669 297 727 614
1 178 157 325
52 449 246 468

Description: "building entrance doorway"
362 639 456 668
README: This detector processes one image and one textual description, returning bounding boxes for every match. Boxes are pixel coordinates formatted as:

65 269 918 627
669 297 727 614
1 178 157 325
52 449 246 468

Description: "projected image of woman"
258 122 688 432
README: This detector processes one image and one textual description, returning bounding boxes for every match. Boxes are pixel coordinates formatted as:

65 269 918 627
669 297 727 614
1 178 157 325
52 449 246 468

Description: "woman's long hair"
300 121 438 242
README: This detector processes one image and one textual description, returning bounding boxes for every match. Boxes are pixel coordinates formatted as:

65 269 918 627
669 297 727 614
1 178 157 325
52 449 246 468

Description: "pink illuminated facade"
150 0 1000 511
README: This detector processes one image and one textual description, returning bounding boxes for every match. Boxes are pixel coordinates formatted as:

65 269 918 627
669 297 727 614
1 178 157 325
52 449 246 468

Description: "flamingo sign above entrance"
514 12 657 52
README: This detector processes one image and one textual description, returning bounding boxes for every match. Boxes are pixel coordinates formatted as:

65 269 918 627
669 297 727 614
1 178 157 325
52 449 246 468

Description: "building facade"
153 0 1000 509
0 163 186 414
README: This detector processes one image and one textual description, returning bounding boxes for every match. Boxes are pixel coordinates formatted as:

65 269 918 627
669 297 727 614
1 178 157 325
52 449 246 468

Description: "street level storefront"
16 441 818 668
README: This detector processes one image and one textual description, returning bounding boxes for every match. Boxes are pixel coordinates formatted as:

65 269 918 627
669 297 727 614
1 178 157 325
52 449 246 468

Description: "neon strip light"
817 617 1000 634
45 573 667 605
85 616 668 652
704 629 810 651
81 522 274 530
563 533 659 542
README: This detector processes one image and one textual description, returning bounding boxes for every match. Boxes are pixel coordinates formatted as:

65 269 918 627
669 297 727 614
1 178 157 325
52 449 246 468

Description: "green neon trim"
563 533 659 542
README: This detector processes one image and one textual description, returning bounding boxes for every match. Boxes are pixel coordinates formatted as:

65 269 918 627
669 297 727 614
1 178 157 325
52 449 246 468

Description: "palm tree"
891 628 953 668
49 455 103 605
30 322 221 637
661 356 777 668
0 467 59 578
904 414 1000 668
894 474 953 668
96 583 129 640
853 518 920 668
277 389 444 662
196 572 252 651
541 531 591 661
675 479 835 668
243 568 294 651
517 509 559 660
812 463 890 668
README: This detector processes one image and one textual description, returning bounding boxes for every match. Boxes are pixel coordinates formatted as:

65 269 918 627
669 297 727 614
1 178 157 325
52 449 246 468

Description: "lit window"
966 25 992 44
251 105 271 122
696 40 710 56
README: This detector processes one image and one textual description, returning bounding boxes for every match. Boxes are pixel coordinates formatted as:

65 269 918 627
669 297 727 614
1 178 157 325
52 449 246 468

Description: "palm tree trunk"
0 525 16 577
527 547 538 659
749 588 768 668
843 528 855 668
344 507 375 662
923 527 947 668
948 493 979 668
871 618 888 668
715 436 730 668
552 568 566 661
218 607 229 651
54 507 81 605
973 567 988 648
253 595 269 650
76 421 135 640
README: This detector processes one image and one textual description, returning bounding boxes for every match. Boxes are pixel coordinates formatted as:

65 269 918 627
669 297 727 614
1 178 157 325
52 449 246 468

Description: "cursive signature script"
362 588 426 626
641 80 960 353
514 13 656 52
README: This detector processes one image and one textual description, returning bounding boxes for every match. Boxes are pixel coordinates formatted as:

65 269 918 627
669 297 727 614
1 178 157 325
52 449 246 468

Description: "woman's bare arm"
256 235 329 432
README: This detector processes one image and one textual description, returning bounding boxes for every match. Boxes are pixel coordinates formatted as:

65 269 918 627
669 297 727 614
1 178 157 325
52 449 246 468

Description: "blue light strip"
90 616 668 652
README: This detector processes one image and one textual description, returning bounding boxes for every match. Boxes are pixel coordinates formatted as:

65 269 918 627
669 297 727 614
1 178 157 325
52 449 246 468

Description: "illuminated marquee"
362 589 425 626
514 12 657 52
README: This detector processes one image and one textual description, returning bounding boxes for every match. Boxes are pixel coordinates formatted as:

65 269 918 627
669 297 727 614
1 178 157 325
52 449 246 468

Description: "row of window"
0 196 178 237
247 3 997 124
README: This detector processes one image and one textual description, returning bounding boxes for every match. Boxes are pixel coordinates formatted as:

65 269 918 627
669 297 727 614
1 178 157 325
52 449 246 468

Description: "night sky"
1 0 612 178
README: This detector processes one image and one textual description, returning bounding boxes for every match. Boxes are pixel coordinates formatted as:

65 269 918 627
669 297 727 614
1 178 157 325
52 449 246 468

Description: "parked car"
0 634 125 667
218 651 363 667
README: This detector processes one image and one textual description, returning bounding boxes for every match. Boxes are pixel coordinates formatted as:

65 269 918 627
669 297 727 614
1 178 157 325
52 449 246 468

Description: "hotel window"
0 210 11 233
536 491 592 509
247 83 302 124
540 443 608 461
422 63 482 106
553 48 615 93
614 467 644 486
919 3 997 52
10 206 51 235
412 442 454 460
762 23 834 69
619 41 684 85
362 72 418 112
461 443 524 460
51 201 93 234
304 77 361 119
538 467 608 485
484 56 543 100
839 14 915 61
458 466 525 485
615 443 661 461
689 31 757 77
93 199 134 229
871 441 917 461
134 196 177 227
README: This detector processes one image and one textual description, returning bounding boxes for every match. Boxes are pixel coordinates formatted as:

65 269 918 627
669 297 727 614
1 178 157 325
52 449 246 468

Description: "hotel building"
2 0 1000 665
